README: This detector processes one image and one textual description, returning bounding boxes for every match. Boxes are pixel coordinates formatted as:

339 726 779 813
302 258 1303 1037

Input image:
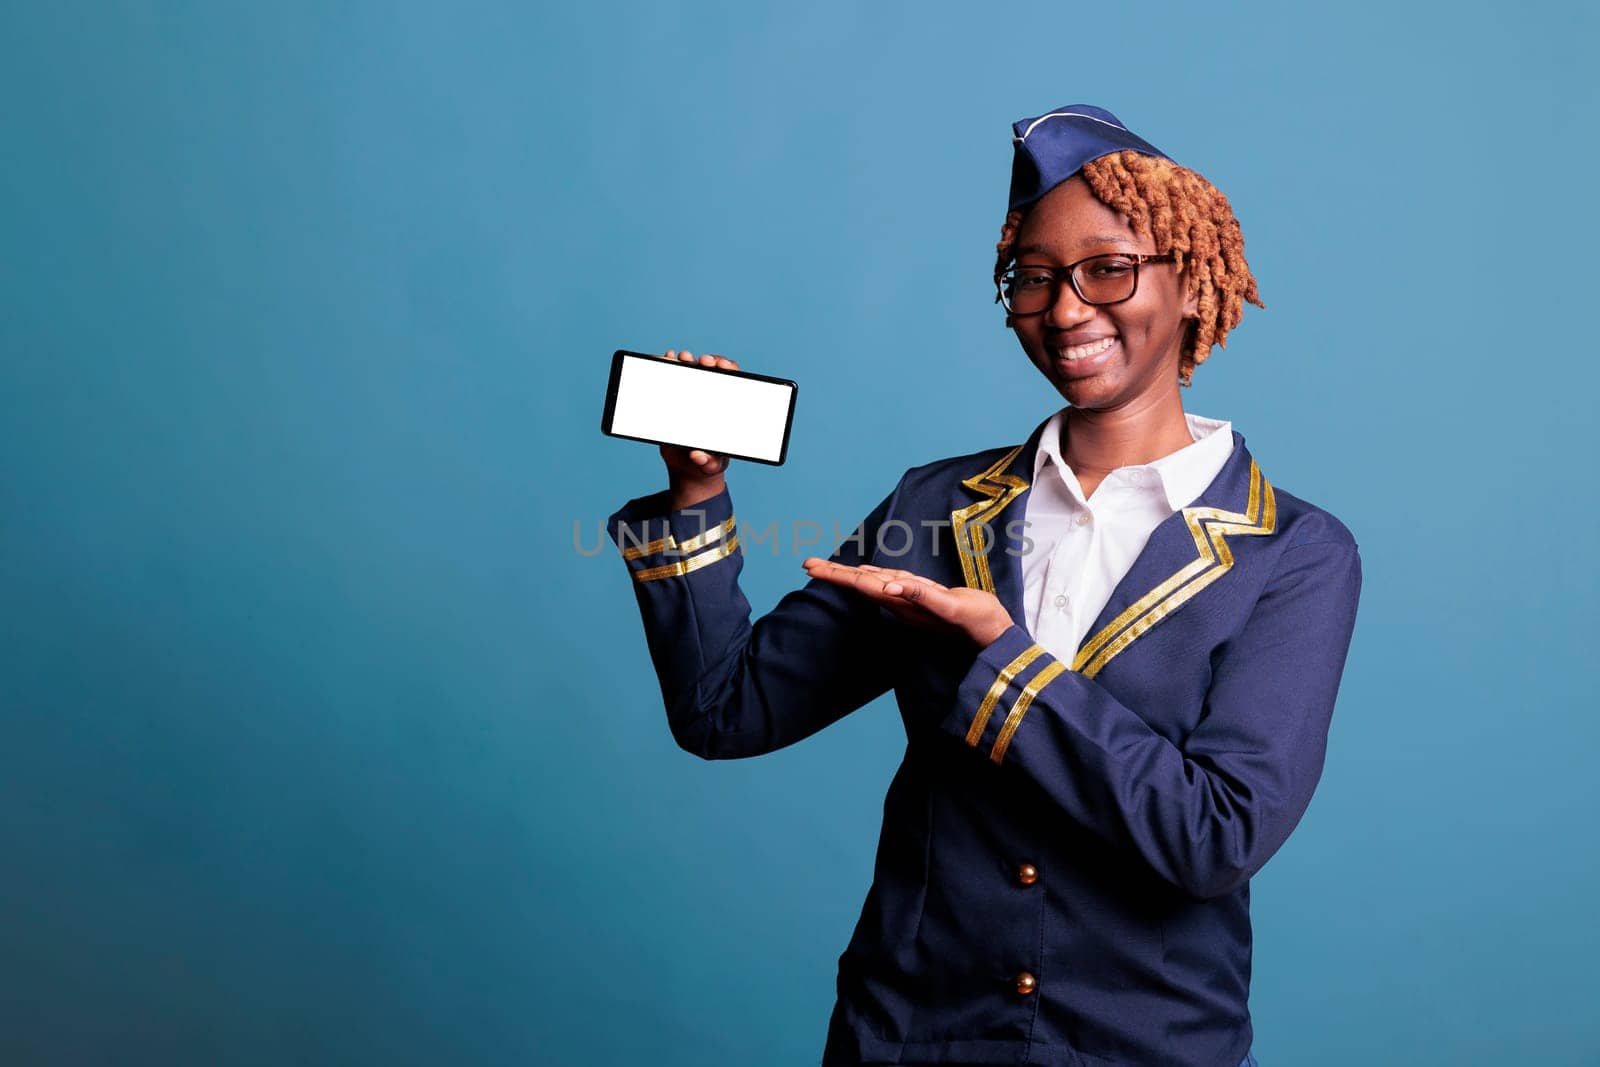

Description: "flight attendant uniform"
606 410 1359 1066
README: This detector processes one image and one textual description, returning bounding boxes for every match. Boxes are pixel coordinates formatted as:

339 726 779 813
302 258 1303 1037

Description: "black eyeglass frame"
994 252 1178 314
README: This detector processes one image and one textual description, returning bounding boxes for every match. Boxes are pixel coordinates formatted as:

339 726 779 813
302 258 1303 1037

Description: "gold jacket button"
1016 862 1039 886
1014 971 1037 996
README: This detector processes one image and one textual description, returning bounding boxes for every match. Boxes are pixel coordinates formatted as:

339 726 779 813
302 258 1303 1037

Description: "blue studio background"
2 3 1596 1065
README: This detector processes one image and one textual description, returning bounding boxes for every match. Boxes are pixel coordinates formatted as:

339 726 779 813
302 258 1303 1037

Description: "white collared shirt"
1021 408 1235 662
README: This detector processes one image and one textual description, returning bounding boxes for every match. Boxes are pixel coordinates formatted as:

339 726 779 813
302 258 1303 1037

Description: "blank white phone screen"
611 356 793 462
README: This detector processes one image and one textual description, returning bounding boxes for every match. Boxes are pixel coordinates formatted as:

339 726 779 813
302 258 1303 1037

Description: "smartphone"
600 349 798 466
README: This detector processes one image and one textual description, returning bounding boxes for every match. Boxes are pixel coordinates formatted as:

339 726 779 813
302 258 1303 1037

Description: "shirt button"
1074 512 1091 527
1016 862 1039 886
1053 594 1068 609
1014 972 1037 996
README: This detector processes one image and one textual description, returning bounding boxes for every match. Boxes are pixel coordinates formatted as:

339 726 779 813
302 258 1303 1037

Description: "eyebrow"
1013 234 1138 258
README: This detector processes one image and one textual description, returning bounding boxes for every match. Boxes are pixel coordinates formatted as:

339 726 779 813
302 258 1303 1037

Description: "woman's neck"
1061 393 1194 496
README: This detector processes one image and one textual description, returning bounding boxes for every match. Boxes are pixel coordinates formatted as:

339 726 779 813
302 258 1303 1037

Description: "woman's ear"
1180 270 1199 320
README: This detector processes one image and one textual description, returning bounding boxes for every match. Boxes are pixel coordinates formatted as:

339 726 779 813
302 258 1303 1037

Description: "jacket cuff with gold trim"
606 485 740 582
941 623 1070 764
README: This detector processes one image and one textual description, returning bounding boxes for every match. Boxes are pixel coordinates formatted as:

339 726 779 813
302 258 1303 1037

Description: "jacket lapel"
950 424 1279 682
1070 431 1277 679
949 416 1051 630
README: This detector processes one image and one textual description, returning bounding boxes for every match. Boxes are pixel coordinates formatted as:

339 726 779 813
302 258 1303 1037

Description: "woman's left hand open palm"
802 558 1014 649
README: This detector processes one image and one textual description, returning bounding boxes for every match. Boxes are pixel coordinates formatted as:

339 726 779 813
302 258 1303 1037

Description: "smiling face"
1008 175 1198 413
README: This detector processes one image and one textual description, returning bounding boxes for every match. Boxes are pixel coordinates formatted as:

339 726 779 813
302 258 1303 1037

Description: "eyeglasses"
995 252 1177 315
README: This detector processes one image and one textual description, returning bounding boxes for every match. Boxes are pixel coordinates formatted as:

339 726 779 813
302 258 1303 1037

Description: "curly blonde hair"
994 150 1264 385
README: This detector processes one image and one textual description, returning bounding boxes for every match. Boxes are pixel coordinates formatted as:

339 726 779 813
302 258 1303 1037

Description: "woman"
606 104 1359 1067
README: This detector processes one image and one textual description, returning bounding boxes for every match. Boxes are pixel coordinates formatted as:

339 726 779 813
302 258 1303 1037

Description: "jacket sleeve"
938 537 1363 900
607 477 904 759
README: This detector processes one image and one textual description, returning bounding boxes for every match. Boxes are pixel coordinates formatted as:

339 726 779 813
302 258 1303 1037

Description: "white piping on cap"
1014 110 1130 143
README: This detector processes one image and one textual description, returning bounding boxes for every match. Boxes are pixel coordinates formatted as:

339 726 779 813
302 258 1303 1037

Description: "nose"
1045 279 1097 330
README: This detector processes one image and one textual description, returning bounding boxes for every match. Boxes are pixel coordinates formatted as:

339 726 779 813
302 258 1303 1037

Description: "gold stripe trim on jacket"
951 445 1028 594
621 514 737 560
631 533 742 582
965 641 1047 747
1071 460 1276 679
990 659 1068 764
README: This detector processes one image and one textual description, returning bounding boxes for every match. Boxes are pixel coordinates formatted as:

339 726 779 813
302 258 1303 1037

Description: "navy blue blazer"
606 416 1362 1067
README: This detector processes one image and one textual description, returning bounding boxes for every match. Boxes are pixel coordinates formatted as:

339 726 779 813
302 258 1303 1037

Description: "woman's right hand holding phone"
659 349 740 510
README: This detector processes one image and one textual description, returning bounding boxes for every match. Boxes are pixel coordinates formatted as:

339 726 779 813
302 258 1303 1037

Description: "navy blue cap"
1008 104 1170 214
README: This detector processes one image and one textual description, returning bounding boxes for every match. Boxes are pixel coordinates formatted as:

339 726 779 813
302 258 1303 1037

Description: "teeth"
1060 337 1116 361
